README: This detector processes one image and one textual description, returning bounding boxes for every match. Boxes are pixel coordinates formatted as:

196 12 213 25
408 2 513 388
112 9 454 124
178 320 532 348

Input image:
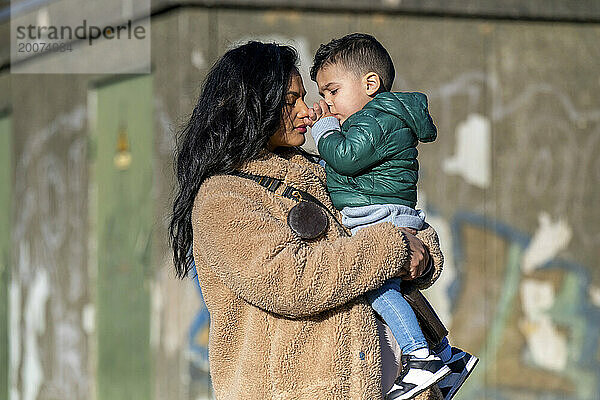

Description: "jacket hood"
365 92 437 143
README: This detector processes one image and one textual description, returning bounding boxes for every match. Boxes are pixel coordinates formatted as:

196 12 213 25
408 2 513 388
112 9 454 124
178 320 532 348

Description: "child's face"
315 63 374 124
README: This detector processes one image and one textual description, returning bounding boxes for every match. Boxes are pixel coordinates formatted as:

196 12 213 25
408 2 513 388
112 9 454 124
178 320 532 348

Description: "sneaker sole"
392 364 452 400
444 356 479 400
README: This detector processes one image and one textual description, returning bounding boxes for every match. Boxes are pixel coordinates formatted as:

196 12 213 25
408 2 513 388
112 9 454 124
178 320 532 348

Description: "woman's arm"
192 184 416 319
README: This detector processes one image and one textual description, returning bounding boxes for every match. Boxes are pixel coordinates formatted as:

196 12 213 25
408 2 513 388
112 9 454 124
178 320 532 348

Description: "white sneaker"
385 354 451 400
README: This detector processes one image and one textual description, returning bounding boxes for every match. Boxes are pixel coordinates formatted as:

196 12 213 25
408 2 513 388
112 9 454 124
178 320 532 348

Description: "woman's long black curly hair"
169 41 299 279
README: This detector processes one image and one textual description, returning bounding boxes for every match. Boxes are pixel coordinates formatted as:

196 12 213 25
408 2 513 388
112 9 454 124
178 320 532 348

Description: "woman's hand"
398 228 431 280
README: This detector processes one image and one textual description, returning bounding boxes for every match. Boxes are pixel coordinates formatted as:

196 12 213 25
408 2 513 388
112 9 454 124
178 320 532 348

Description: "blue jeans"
366 278 428 354
343 204 428 353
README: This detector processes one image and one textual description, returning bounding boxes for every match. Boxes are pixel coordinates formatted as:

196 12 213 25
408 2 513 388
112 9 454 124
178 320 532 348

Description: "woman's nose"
296 100 309 119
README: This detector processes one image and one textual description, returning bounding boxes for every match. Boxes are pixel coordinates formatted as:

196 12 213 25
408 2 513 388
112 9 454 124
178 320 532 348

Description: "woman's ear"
363 72 381 96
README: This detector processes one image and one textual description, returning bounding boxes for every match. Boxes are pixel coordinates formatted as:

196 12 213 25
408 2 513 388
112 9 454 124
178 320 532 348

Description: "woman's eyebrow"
286 91 303 97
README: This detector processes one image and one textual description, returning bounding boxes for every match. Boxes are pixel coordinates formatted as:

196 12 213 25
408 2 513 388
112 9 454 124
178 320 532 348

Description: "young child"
304 33 478 400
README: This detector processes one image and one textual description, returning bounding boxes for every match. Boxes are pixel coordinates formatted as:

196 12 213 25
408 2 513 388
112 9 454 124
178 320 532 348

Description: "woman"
169 41 444 400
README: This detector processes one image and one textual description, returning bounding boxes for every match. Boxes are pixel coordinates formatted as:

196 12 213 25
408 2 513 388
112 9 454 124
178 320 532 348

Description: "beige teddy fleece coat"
191 147 444 400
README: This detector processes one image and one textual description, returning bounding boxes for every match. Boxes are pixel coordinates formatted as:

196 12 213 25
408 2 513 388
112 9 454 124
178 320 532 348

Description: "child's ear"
363 72 381 96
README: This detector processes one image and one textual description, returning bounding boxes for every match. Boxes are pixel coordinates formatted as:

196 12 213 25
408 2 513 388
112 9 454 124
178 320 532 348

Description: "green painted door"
91 75 154 400
0 113 11 400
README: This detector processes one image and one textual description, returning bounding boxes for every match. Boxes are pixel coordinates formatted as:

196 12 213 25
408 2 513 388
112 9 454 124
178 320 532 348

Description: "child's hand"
303 100 335 127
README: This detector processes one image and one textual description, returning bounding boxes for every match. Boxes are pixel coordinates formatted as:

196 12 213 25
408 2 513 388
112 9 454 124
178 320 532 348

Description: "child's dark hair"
310 33 395 91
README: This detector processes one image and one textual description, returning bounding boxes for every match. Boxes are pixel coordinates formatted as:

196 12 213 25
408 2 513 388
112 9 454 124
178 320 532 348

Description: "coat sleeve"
192 186 412 319
317 116 386 177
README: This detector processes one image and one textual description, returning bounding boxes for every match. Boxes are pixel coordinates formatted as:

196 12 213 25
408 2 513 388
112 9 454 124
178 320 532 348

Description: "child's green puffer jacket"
318 91 437 210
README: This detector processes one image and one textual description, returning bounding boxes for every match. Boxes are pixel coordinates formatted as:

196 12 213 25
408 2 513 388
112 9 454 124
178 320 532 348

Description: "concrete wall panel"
10 73 92 400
